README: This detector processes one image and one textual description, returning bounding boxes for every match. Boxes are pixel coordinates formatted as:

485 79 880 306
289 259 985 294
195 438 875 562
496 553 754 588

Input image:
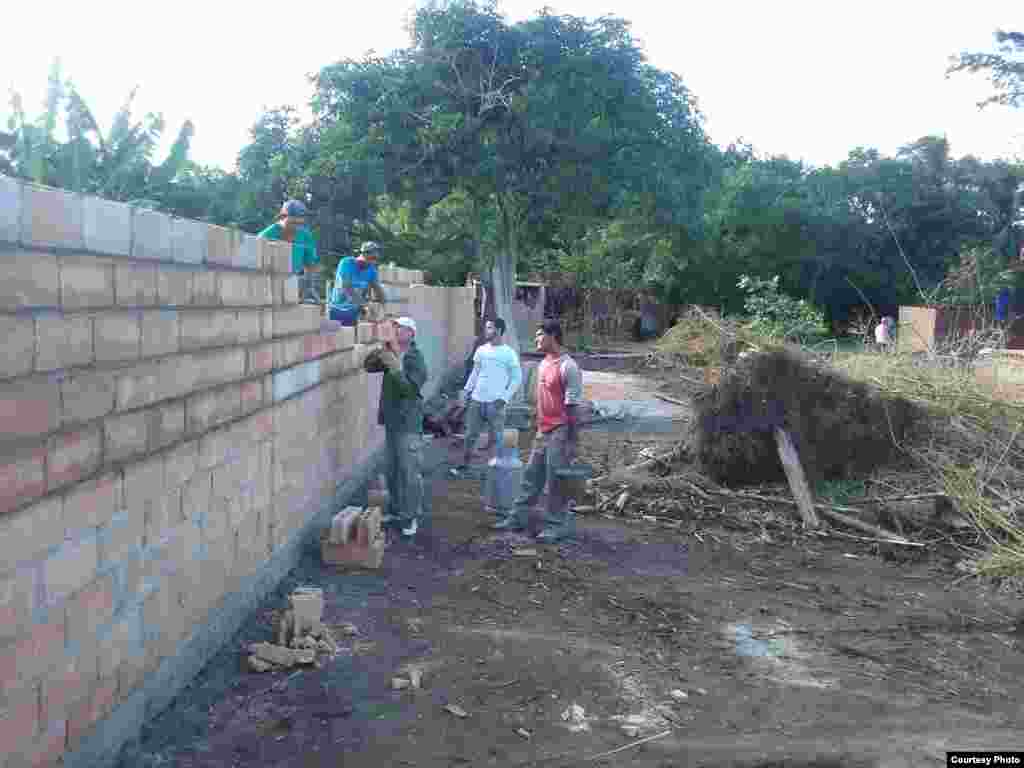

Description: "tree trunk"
493 196 525 404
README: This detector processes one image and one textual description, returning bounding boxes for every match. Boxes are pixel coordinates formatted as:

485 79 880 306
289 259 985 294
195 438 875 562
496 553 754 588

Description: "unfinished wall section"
0 174 474 768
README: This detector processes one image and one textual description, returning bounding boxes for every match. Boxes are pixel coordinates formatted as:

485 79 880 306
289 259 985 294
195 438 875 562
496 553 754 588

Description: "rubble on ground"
245 588 340 673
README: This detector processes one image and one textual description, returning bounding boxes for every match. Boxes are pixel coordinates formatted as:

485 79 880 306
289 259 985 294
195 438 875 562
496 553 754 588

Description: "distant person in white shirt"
451 318 522 476
874 316 895 350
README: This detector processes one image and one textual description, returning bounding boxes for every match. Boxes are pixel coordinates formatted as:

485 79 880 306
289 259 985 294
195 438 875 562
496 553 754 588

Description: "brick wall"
0 174 475 768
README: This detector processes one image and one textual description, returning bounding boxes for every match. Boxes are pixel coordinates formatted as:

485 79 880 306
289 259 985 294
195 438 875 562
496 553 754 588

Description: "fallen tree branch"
589 445 689 484
653 392 689 407
712 489 922 546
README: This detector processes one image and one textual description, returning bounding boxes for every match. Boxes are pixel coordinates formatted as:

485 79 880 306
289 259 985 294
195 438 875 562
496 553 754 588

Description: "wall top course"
0 174 296 275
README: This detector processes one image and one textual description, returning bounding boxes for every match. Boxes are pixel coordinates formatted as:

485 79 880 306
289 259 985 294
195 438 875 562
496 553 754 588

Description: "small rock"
339 623 359 636
247 656 276 673
408 668 423 690
392 678 411 691
695 688 708 696
513 548 538 557
621 725 641 738
516 728 531 740
670 689 688 702
316 640 334 655
560 703 589 732
623 714 647 726
444 704 469 718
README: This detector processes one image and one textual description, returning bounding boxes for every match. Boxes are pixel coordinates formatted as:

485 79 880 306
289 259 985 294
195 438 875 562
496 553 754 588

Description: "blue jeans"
329 306 360 326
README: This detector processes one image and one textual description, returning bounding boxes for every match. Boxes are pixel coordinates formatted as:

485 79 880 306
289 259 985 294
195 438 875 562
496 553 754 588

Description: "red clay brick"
0 441 47 515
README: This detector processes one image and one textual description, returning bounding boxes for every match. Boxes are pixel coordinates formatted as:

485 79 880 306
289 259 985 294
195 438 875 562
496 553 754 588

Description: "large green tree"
308 0 713 352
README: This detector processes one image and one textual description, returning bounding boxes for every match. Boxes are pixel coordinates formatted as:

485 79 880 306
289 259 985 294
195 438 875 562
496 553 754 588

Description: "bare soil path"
122 373 1023 768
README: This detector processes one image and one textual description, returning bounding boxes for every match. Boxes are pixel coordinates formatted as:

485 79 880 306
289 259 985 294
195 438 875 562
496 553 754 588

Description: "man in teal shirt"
329 241 387 325
258 200 321 303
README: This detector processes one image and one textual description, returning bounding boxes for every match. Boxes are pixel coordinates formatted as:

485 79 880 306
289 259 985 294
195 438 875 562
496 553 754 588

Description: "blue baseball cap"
280 200 307 218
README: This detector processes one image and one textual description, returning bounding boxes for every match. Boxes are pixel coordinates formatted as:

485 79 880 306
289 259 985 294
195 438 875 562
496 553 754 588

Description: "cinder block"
164 440 199 489
0 174 22 243
132 208 172 261
113 362 162 412
0 567 36 642
0 441 47 515
260 308 274 340
0 314 35 378
63 472 122 532
0 248 60 309
47 425 103 492
219 271 252 307
0 374 61 439
42 536 99 608
246 342 274 376
60 255 115 311
274 305 322 337
152 401 185 451
94 311 141 363
356 322 375 343
22 183 83 250
83 196 132 256
192 270 219 305
193 347 246 391
97 508 144 569
272 360 321 402
180 309 261 352
61 370 116 426
269 338 299 371
170 218 206 265
62 574 115 669
240 379 263 414
252 273 273 305
141 309 180 358
0 496 63 581
280 275 299 304
186 384 241 435
104 410 149 463
265 240 292 274
0 666 42 738
115 261 158 306
35 311 93 372
238 234 261 270
206 225 234 266
122 454 164 512
156 264 194 306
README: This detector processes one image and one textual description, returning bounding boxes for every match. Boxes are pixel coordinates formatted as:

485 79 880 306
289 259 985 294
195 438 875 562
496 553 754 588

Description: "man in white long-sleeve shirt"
450 318 522 476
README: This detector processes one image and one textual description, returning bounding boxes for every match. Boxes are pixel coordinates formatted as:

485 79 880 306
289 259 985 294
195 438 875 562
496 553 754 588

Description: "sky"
2 0 1021 172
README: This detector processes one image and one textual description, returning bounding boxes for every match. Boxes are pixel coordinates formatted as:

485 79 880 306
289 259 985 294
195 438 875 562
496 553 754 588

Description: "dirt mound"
693 347 918 487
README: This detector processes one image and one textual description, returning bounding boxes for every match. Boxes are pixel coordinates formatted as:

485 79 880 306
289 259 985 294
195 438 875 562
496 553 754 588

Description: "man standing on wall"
450 317 522 477
329 241 388 326
498 319 583 543
258 200 321 304
364 317 428 538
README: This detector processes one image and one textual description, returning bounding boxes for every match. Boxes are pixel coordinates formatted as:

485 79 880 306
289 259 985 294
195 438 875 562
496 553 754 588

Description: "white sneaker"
401 519 419 537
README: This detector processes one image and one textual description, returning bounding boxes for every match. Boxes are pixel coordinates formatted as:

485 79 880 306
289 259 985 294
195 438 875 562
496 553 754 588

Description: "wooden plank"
773 427 819 529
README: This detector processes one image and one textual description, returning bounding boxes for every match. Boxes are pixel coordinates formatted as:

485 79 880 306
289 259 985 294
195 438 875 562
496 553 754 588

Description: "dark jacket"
365 342 428 433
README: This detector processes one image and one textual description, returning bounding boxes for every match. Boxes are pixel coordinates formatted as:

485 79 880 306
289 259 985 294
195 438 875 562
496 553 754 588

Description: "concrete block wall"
0 175 475 768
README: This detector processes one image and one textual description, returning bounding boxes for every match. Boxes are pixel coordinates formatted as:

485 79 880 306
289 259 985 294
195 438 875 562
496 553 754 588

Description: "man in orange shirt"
496 320 583 542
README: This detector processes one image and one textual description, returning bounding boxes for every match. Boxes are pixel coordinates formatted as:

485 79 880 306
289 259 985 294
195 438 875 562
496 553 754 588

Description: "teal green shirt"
258 223 319 274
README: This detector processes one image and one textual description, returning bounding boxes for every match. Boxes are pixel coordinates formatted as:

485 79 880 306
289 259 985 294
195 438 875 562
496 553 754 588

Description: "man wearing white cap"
364 316 428 537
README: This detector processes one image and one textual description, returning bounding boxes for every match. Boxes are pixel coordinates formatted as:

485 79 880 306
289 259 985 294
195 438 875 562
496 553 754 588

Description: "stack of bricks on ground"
0 173 476 767
320 505 386 569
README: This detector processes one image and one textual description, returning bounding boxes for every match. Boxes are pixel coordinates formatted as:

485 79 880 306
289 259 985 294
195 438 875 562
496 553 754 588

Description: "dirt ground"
121 363 1024 768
